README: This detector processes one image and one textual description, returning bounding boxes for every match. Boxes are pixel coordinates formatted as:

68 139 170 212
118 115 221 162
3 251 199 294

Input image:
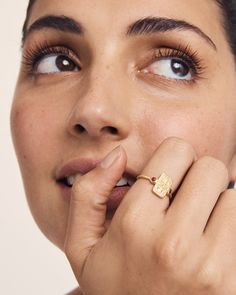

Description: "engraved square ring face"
136 173 172 199
152 173 172 199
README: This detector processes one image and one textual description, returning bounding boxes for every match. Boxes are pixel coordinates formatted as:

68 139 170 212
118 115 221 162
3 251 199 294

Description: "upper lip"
57 158 100 180
56 157 137 182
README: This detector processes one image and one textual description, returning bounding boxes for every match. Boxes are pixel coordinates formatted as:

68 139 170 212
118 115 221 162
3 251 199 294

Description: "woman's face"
11 0 236 249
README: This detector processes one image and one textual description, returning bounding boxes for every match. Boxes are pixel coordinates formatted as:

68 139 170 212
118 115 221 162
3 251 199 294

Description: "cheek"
136 103 235 164
10 96 59 213
11 97 58 175
11 96 69 248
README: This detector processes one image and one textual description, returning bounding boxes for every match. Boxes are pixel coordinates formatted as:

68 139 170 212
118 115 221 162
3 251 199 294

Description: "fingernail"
100 146 122 169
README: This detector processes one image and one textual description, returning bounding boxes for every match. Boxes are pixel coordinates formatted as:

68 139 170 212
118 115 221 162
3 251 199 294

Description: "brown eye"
55 55 77 71
146 57 192 80
36 54 80 74
171 59 190 77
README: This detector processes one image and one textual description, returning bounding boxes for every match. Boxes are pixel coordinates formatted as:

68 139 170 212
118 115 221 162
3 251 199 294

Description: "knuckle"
196 260 221 290
72 169 114 197
71 179 94 208
72 178 86 194
154 235 188 271
197 156 229 182
118 207 145 242
72 177 107 212
72 177 93 197
119 208 139 236
163 137 196 159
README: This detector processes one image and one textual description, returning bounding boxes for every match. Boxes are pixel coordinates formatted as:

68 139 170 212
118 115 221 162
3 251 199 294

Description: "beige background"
2 2 236 295
0 1 77 294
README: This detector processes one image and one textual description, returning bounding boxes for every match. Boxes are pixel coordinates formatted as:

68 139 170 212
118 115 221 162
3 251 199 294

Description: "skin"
11 0 236 294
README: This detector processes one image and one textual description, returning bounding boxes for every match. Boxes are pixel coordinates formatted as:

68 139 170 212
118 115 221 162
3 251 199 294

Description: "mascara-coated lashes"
22 41 81 74
21 40 205 84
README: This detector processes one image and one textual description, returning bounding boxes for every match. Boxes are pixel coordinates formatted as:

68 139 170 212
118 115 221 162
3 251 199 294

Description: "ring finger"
117 137 196 219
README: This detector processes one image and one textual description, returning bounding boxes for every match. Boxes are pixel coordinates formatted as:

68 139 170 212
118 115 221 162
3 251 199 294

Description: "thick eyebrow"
126 17 217 50
22 15 216 51
22 15 84 45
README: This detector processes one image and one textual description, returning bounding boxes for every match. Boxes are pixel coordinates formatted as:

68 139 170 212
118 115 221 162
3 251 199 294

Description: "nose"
66 75 131 141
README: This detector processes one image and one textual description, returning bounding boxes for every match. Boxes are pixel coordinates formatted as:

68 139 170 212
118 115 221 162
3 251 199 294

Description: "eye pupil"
171 59 189 77
56 55 76 71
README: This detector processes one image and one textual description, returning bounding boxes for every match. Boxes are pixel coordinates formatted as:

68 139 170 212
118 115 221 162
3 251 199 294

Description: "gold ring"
136 173 172 199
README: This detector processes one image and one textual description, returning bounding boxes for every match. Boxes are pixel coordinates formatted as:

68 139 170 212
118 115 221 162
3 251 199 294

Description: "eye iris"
171 59 189 77
56 55 76 71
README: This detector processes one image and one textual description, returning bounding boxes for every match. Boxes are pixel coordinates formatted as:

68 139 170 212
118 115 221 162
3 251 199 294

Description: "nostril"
103 126 118 135
73 124 119 136
75 124 86 133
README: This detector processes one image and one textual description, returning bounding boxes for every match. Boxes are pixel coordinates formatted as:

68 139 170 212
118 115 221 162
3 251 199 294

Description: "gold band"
137 173 172 199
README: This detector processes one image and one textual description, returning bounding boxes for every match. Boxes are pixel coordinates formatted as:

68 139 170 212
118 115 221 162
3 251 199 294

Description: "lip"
56 157 137 211
56 158 100 179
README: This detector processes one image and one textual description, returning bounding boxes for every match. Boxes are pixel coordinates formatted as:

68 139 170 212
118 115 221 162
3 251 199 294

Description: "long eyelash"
22 41 78 74
154 45 205 82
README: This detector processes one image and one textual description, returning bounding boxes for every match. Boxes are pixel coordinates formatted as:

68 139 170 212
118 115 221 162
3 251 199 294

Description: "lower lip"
59 184 130 211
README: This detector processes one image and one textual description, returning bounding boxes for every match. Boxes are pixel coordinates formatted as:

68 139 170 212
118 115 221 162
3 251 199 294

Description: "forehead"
28 0 221 37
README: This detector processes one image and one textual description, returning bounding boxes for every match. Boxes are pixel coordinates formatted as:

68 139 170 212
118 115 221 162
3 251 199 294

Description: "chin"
27 203 69 251
42 223 68 251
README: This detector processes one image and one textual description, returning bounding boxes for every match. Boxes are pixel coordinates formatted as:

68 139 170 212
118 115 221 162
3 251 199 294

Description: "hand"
64 138 236 295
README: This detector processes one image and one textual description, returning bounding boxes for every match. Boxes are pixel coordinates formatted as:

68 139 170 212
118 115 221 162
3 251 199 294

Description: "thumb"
64 145 126 276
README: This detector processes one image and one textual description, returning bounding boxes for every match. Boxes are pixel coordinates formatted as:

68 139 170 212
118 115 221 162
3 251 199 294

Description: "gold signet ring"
136 173 172 199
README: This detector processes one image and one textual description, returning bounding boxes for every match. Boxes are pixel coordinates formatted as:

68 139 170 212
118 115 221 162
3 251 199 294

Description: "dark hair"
22 0 36 40
22 0 236 57
216 0 236 57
